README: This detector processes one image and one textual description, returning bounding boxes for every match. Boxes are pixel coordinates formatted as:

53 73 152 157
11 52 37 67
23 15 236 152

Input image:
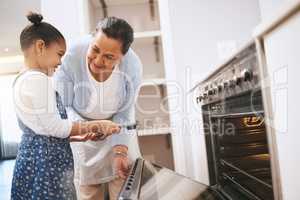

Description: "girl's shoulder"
14 70 48 86
13 70 53 106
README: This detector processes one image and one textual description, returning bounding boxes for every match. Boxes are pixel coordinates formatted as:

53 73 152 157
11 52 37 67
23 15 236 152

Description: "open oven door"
118 158 227 200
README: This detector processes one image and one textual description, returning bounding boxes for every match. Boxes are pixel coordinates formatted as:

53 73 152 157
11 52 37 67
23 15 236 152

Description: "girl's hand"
87 120 121 140
69 132 98 142
70 120 120 141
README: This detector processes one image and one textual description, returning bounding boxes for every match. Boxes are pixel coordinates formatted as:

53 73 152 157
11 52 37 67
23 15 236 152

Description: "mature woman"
54 17 142 200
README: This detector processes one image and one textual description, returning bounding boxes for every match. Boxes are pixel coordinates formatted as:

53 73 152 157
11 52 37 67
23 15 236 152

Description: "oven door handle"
210 110 264 118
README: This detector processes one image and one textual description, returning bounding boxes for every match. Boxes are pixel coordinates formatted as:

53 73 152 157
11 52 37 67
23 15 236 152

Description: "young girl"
10 12 120 199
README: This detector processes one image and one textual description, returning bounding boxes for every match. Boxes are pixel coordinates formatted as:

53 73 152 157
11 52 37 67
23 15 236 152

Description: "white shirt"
79 65 121 119
73 65 124 185
13 70 72 138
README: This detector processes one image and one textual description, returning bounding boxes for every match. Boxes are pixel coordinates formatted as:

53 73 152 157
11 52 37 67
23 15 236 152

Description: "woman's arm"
110 50 143 179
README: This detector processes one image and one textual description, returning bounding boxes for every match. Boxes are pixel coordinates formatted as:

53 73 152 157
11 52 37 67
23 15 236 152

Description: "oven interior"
203 90 274 200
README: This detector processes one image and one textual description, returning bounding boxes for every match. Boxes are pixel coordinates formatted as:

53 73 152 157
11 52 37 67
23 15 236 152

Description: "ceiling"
0 0 40 57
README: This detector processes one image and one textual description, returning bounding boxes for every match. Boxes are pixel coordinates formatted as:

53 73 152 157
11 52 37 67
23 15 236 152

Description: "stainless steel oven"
195 42 280 200
117 42 281 200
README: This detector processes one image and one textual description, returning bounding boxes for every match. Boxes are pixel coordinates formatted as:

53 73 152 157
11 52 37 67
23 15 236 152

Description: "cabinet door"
263 10 300 200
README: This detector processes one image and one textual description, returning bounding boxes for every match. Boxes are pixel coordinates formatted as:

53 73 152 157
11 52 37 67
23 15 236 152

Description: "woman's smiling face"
87 31 123 75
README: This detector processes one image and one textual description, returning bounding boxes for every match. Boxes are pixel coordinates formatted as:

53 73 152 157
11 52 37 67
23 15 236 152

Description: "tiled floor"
0 159 15 200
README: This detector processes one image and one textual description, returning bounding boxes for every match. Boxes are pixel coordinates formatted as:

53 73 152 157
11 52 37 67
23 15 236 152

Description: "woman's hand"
113 145 130 179
88 120 121 140
113 155 130 179
69 132 98 142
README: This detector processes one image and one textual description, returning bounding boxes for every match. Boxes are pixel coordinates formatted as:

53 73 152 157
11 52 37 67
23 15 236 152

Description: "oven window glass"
207 91 274 200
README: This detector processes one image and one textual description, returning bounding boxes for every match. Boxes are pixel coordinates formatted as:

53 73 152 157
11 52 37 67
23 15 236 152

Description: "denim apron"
11 73 76 200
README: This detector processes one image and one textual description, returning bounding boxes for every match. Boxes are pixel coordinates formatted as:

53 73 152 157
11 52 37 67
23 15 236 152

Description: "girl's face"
36 39 66 76
86 31 123 75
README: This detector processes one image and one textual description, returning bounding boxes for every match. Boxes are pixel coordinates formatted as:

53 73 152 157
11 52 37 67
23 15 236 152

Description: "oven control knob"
223 81 229 89
213 87 218 95
196 96 203 103
234 75 242 86
218 84 223 92
200 96 204 102
229 79 235 88
242 69 253 82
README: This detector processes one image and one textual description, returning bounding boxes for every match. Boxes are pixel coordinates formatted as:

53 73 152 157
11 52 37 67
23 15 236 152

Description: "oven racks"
219 156 274 200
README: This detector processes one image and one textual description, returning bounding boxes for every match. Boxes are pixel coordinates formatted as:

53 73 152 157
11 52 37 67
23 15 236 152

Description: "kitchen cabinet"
254 1 300 199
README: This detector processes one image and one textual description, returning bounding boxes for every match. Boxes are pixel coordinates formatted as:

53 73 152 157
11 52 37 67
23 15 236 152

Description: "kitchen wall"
41 0 87 47
159 0 261 184
258 0 290 21
0 0 40 73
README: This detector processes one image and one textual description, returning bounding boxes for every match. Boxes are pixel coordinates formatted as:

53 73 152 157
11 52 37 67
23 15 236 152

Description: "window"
0 74 21 159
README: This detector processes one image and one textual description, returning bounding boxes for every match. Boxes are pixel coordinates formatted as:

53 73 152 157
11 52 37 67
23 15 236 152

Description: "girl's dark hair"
96 17 134 55
20 12 65 51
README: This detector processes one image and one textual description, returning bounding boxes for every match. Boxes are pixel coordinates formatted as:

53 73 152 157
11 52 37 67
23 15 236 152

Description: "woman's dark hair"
20 12 65 51
96 17 134 54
